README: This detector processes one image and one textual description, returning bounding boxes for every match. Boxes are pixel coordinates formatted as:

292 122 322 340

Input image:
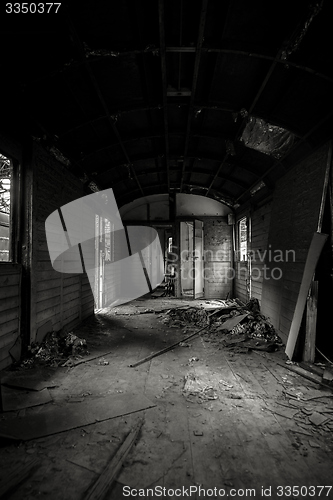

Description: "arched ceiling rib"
1 0 333 209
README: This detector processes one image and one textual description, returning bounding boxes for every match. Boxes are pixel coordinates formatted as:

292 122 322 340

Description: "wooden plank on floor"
0 393 155 441
223 353 268 397
83 419 144 500
1 387 52 411
303 280 318 363
0 458 39 498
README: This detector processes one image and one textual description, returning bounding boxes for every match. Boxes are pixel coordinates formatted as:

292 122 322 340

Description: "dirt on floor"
1 297 333 500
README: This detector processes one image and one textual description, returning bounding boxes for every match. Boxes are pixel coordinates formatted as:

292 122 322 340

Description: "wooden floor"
1 297 333 499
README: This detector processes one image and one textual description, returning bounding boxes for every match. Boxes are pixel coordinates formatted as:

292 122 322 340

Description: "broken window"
0 153 13 262
238 217 248 261
240 116 294 159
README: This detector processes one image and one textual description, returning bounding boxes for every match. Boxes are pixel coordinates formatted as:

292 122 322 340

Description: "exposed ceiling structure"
2 0 333 209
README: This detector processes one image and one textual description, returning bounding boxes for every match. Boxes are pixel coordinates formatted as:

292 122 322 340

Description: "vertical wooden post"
303 280 318 362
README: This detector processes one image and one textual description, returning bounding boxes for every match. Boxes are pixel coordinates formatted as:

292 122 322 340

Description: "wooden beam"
303 280 318 363
32 48 333 87
302 143 332 362
63 7 144 197
205 154 230 196
180 0 208 192
158 0 170 192
84 420 144 500
129 307 233 368
285 232 328 359
91 152 263 178
317 141 332 232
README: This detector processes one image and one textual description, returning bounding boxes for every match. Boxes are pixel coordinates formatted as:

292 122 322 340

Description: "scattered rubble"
21 331 89 368
158 298 282 347
163 306 210 328
183 373 218 403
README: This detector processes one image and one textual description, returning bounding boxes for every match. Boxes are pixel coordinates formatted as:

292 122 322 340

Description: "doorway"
180 220 204 298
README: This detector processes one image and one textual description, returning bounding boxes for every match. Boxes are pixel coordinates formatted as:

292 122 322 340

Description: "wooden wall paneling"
0 263 21 369
285 232 328 359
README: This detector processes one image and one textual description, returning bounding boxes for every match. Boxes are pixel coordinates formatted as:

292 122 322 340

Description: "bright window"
0 153 12 262
238 217 248 261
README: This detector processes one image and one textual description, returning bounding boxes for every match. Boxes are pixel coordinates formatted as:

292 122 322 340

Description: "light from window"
239 217 247 261
0 153 12 262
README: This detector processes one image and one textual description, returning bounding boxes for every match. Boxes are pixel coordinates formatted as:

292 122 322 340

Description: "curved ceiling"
2 0 333 209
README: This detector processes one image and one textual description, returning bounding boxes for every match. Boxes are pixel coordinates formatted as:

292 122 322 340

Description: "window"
238 217 248 261
0 153 13 262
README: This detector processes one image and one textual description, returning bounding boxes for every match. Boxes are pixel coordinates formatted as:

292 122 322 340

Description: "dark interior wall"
0 134 23 369
250 201 272 304
234 263 248 303
234 201 272 305
30 143 95 342
260 143 331 344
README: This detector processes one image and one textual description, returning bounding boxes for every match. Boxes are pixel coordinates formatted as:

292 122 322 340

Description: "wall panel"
30 143 94 342
261 143 330 343
0 263 21 369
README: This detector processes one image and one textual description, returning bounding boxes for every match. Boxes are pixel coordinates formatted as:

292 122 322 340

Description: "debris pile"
210 298 281 343
22 331 88 368
163 306 210 328
159 298 279 343
230 314 278 341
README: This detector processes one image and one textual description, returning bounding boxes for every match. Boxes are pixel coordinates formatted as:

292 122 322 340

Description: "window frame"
236 216 248 262
0 152 14 263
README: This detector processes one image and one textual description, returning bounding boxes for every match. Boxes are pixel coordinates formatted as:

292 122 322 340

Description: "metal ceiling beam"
32 118 102 190
206 6 318 199
186 156 263 177
158 0 170 192
61 105 163 137
205 155 229 196
63 7 144 197
130 0 164 191
59 49 333 85
192 0 235 194
235 108 333 204
79 131 239 162
194 107 302 138
61 102 303 140
30 44 333 88
229 5 326 201
105 167 249 191
89 152 264 180
115 183 235 207
61 72 121 176
179 0 208 192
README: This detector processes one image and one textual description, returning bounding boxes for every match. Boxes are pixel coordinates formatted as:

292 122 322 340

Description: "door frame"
177 218 204 298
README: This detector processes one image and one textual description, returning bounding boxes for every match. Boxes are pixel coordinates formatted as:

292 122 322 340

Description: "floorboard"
1 297 332 500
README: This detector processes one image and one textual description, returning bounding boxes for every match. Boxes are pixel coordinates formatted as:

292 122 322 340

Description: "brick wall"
261 143 330 343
